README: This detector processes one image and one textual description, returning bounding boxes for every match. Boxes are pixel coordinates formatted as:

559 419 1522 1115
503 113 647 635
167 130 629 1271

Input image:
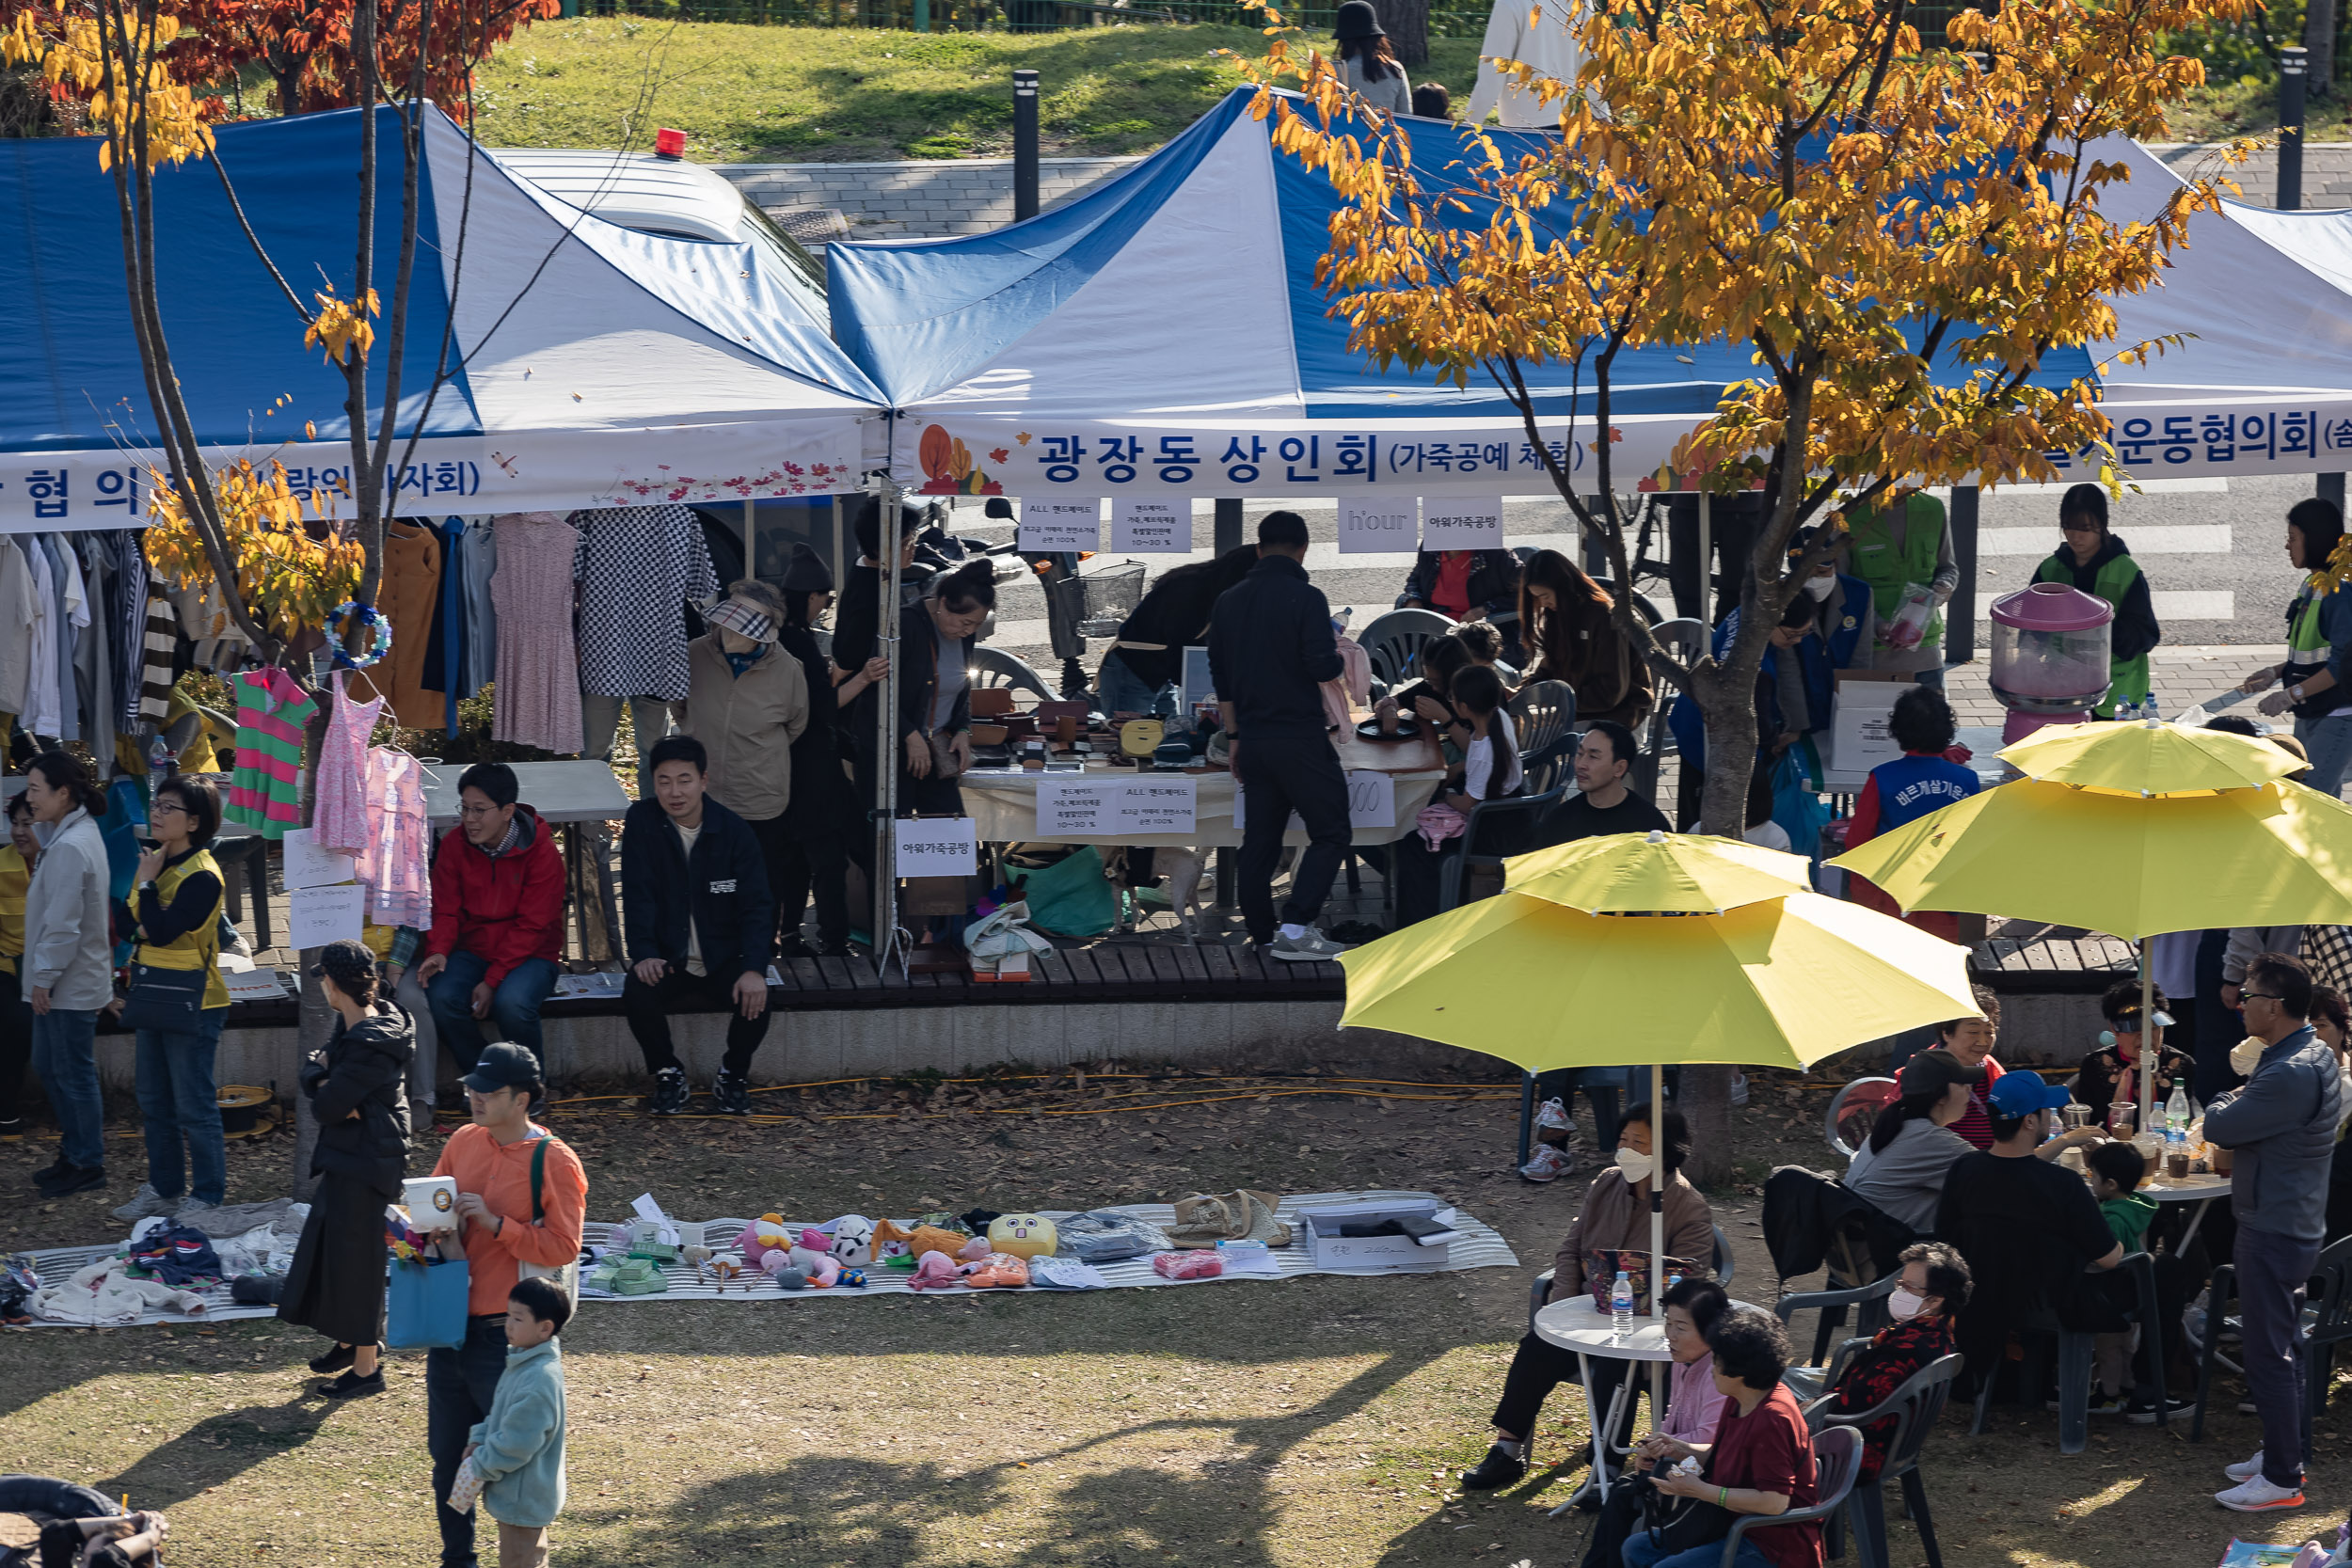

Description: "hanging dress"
353 747 433 929
490 513 585 753
310 672 382 856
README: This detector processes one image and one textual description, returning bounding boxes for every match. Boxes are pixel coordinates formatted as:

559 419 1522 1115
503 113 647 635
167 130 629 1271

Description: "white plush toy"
826 1214 876 1267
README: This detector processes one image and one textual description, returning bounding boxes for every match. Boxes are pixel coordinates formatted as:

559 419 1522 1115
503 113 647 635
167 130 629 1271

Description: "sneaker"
172 1197 224 1230
1518 1146 1573 1183
646 1067 690 1117
711 1071 753 1117
221 924 255 960
2226 1452 2267 1483
0 1116 21 1142
1534 1097 1572 1133
2217 1475 2306 1513
37 1164 105 1197
775 933 815 961
31 1156 69 1186
318 1368 385 1400
1459 1445 1526 1492
1267 928 1348 962
110 1183 178 1224
2086 1390 2130 1418
2125 1393 2198 1424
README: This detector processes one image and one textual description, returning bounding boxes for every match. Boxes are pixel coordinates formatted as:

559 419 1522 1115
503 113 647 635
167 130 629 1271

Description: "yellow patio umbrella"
1832 772 2352 1137
2000 718 2309 796
1341 832 1980 1312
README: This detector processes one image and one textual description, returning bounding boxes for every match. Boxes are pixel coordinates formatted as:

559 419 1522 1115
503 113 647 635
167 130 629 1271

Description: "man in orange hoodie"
426 1042 586 1568
416 762 565 1076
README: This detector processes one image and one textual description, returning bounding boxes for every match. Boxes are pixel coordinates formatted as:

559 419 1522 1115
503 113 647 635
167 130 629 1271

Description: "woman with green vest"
1843 490 1958 689
113 774 233 1226
2034 483 2161 717
2240 497 2352 799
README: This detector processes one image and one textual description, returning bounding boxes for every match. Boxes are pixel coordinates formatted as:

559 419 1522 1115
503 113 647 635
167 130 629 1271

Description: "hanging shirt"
24 538 56 738
571 504 718 702
224 667 318 840
354 748 433 929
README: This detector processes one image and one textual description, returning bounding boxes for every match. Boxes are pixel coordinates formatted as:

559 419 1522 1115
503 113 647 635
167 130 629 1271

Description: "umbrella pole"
1651 1061 1665 1319
2140 939 2156 1142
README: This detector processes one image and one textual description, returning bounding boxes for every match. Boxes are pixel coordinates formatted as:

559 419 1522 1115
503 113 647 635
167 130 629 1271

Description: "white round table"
2142 1170 2233 1249
1531 1295 1760 1511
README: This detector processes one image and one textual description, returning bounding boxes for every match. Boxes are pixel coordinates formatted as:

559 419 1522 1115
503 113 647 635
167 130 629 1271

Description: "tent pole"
875 475 906 971
1697 493 1713 624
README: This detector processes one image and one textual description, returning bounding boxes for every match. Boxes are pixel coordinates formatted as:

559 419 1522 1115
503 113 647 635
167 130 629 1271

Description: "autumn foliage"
144 457 363 641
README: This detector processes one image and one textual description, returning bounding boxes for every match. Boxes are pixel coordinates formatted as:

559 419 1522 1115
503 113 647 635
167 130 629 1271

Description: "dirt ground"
0 1069 2340 1568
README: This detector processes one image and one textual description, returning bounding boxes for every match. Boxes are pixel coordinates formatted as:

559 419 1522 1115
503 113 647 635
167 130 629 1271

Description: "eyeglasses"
2242 991 2284 1004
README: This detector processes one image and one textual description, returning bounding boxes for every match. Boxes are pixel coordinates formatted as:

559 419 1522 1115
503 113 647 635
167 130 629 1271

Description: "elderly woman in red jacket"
414 762 566 1079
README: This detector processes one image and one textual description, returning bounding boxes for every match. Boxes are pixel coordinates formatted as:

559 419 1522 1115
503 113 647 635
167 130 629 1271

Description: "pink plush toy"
807 1254 841 1288
958 1234 992 1262
907 1251 962 1291
758 1249 791 1278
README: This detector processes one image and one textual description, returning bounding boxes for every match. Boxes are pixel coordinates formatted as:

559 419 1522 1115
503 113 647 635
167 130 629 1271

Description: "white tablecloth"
957 767 1444 848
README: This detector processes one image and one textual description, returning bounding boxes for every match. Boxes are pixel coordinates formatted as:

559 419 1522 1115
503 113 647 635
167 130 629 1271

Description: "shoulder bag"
516 1134 581 1307
119 961 211 1033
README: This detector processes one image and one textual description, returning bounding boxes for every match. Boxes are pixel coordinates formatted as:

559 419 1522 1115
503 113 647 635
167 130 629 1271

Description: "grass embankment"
469 18 1488 161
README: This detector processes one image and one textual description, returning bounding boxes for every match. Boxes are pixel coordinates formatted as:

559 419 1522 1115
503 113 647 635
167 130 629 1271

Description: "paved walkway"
1940 641 2282 729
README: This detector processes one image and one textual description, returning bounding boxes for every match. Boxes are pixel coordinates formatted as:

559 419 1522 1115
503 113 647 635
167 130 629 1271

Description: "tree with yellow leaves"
1235 0 2253 839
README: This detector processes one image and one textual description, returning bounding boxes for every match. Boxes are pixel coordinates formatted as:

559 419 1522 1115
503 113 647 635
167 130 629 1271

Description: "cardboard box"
1824 673 1917 776
901 874 975 917
1295 1202 1453 1273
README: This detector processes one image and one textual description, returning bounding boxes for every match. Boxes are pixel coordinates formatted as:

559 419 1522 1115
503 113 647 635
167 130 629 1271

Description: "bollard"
1014 69 1040 223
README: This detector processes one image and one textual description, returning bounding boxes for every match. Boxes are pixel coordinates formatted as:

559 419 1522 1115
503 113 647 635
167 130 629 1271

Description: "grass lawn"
468 19 1490 160
2 1069 2344 1565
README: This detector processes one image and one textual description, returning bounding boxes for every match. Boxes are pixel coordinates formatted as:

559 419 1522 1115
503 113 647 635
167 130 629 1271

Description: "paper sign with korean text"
1120 777 1198 834
1019 498 1102 551
279 827 357 891
1338 498 1418 555
1420 496 1505 550
287 882 365 949
1037 777 1122 837
895 816 978 878
1110 497 1190 553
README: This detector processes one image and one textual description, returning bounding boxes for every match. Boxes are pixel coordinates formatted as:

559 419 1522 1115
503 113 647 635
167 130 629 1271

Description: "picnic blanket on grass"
12 1190 1518 1327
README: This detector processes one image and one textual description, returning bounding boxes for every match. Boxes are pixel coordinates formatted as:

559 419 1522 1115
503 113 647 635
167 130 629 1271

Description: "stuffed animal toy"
708 1254 746 1293
758 1250 792 1279
965 1252 1031 1289
958 1234 993 1263
838 1269 868 1290
826 1214 876 1267
807 1254 841 1288
775 1267 810 1291
908 1225 968 1262
988 1213 1057 1259
787 1242 834 1278
870 1218 917 1259
906 1251 962 1291
739 1214 792 1259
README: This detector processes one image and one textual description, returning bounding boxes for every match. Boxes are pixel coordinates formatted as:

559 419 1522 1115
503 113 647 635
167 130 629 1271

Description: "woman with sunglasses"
2033 483 2161 717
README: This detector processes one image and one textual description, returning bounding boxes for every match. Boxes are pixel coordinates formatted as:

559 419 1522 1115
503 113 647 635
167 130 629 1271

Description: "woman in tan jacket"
678 580 809 944
1458 1103 1716 1493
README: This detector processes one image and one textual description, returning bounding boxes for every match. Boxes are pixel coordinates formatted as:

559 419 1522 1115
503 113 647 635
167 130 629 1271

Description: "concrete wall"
719 154 1143 241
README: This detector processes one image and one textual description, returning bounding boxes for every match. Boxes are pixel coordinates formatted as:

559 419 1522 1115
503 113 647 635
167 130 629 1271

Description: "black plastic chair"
1776 1270 1899 1375
1438 696 1581 915
1525 1225 1736 1334
1969 1252 2165 1454
1804 1353 1966 1568
1715 1424 1863 1568
2192 1234 2352 1453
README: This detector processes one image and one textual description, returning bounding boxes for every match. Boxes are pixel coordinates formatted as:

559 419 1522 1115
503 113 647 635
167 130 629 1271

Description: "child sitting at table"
1393 665 1522 927
2086 1141 2156 1416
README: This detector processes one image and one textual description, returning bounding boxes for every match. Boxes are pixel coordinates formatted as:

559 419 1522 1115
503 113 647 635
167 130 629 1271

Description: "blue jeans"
135 1010 227 1204
2237 1224 2322 1488
2296 711 2352 801
1622 1529 1775 1568
30 1006 103 1170
1096 650 1175 720
425 952 557 1074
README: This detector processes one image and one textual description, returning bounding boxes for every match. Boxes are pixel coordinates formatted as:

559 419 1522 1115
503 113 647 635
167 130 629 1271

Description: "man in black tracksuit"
1208 511 1353 960
621 733 775 1117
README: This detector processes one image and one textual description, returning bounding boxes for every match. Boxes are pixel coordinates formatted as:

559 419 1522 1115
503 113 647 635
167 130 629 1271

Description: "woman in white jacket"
24 752 117 1198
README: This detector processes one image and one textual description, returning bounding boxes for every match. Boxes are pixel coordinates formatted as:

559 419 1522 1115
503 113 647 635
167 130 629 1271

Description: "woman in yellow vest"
2240 498 2352 800
0 793 37 1141
115 775 232 1224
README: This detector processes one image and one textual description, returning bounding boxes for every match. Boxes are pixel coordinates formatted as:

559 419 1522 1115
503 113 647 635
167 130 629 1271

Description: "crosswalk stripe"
1978 525 2233 556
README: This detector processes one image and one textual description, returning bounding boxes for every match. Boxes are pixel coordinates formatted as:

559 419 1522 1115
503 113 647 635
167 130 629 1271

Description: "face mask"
1803 575 1836 600
1614 1148 1656 1183
1888 1288 1927 1321
2233 1035 2269 1076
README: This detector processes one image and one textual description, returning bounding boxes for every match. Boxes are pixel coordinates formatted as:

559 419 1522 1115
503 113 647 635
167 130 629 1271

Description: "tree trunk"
1373 0 1428 68
2308 0 2338 101
1679 1065 1738 1186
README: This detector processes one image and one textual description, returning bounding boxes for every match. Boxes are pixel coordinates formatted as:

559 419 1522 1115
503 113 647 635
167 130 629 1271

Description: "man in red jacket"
415 762 565 1076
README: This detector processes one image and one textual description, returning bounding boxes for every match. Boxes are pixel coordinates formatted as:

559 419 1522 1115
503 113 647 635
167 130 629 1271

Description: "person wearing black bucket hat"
772 544 876 957
279 938 414 1398
1333 0 1411 115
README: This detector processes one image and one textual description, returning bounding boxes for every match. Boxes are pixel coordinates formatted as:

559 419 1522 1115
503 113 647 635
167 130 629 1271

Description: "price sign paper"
1037 777 1120 837
1420 496 1505 550
1110 497 1190 553
288 883 364 949
1120 777 1198 834
279 827 356 891
895 816 978 878
1020 498 1102 551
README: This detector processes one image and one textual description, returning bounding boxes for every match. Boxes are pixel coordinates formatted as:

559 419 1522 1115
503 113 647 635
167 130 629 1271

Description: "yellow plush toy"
988 1213 1057 1259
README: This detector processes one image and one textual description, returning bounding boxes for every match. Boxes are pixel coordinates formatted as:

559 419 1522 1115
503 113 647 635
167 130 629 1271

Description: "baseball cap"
460 1040 543 1095
1985 1069 2071 1117
1896 1048 1985 1098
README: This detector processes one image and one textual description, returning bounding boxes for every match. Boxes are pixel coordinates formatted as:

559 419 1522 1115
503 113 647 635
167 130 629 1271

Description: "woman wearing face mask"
1579 1275 1734 1568
1783 525 1875 741
1460 1103 1714 1492
1819 1242 1969 1484
1842 1049 1984 1233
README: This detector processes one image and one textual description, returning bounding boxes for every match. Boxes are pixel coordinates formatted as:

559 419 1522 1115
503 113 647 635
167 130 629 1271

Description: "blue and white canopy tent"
0 104 885 531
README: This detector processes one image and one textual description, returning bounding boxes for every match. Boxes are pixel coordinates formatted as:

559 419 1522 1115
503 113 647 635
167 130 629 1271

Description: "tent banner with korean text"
0 103 885 531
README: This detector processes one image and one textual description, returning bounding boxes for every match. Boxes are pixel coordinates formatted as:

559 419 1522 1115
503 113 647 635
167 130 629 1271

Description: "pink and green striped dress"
224 666 317 840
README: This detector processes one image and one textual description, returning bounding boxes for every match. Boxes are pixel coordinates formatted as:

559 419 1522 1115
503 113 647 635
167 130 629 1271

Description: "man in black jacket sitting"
1209 511 1352 961
621 735 775 1117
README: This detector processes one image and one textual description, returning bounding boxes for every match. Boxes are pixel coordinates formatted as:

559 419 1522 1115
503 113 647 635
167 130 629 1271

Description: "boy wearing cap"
425 1041 585 1568
1933 1070 2122 1395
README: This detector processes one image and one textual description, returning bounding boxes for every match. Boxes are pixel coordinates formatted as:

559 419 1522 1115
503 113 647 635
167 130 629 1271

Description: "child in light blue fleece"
457 1276 570 1566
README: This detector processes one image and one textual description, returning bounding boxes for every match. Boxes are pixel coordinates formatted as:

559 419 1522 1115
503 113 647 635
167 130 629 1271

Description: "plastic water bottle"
2117 698 2140 723
1611 1271 1635 1339
2143 694 2162 722
2166 1083 2191 1137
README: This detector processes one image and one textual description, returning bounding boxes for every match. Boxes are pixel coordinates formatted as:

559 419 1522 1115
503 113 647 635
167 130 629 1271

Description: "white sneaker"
2217 1475 2307 1513
1519 1146 1572 1183
2226 1452 2266 1482
172 1197 222 1230
1534 1097 1572 1132
1267 927 1348 962
109 1183 177 1225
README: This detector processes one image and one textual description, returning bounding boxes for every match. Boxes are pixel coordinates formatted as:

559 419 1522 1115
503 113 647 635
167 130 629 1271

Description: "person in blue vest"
1788 525 1875 736
2237 497 2352 800
1843 686 1979 942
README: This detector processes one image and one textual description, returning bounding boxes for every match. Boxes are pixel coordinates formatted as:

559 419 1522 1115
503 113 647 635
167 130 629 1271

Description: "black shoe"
36 1163 104 1197
647 1067 689 1117
309 1342 369 1375
775 933 815 961
711 1071 753 1117
2126 1393 2199 1424
319 1368 385 1399
815 942 853 959
1459 1445 1526 1491
31 1155 68 1185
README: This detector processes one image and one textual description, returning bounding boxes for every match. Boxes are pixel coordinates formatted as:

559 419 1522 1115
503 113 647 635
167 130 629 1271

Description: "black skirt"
277 1171 389 1347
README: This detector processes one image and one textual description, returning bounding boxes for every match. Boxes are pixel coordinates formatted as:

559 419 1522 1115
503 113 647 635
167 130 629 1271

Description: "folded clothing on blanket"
31 1258 209 1326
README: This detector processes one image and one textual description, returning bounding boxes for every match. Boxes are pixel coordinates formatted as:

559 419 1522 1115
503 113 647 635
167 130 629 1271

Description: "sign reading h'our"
1339 498 1417 554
